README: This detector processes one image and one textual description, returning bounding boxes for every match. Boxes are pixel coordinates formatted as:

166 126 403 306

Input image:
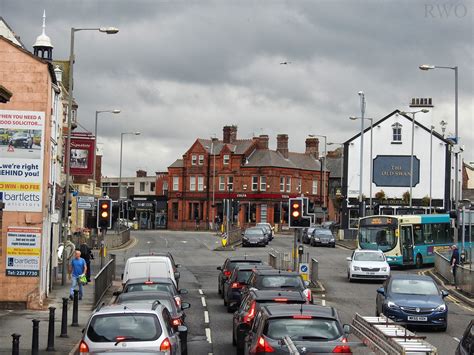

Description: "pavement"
427 269 474 308
336 239 358 250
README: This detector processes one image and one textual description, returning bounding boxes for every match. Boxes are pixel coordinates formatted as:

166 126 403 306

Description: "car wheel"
218 283 221 294
227 304 234 313
232 328 236 346
375 308 380 317
224 296 228 306
438 324 447 332
415 254 423 269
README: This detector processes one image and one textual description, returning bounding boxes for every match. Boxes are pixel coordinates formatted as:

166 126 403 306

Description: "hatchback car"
244 304 351 354
242 227 267 247
346 249 390 282
375 274 449 331
79 303 186 354
217 256 263 297
456 320 473 355
256 223 274 240
310 229 335 247
302 226 322 244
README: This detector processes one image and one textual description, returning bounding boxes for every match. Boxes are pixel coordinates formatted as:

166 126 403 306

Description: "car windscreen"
228 260 262 271
87 313 161 342
353 252 385 262
314 230 333 237
124 283 173 294
236 270 253 283
258 275 304 289
265 317 341 341
245 229 264 236
390 279 439 296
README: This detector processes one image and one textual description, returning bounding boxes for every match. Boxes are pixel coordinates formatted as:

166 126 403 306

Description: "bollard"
31 319 40 355
71 289 79 326
11 333 20 355
46 306 55 351
60 297 68 337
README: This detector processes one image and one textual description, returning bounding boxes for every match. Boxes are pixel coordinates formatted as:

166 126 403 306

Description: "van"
122 256 179 287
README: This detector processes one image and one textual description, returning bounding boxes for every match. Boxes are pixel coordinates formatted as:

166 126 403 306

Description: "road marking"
182 240 188 243
322 294 326 298
199 289 204 295
206 328 212 343
201 297 207 307
204 310 209 323
453 337 460 343
322 299 326 306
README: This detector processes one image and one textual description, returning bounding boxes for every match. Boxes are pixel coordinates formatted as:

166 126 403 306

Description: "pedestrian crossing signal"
97 198 112 229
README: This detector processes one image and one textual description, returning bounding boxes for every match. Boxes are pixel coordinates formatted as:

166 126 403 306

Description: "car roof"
234 265 272 272
354 249 383 253
253 269 299 276
93 303 165 315
251 290 306 301
262 304 338 318
126 256 170 263
117 291 174 302
124 277 174 285
227 256 263 262
389 274 434 281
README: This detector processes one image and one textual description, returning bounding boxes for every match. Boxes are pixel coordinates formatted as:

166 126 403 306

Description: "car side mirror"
112 291 122 297
121 273 124 280
177 325 188 334
304 280 310 287
176 264 181 268
181 302 191 310
174 271 180 279
343 324 351 334
441 290 449 298
179 288 188 295
376 287 385 296
217 266 222 270
81 328 85 334
346 257 352 262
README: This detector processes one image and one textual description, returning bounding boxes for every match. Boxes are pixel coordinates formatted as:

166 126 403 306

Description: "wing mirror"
112 290 122 297
174 271 180 279
441 290 449 298
179 288 188 295
376 287 385 296
346 257 352 262
177 325 188 334
176 264 181 268
181 302 191 310
216 266 222 270
343 324 351 334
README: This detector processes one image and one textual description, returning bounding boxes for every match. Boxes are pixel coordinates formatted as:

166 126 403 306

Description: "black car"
244 269 312 303
223 264 272 312
233 289 307 354
117 277 188 306
242 227 267 247
375 274 449 330
310 228 336 247
217 256 263 297
456 320 473 355
244 304 351 354
302 226 322 244
9 132 33 149
256 223 273 241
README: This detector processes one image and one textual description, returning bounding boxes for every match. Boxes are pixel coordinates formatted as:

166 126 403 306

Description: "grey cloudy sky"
1 0 473 177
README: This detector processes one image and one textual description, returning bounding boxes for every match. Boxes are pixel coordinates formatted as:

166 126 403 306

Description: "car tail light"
293 315 312 319
160 337 171 351
333 338 351 353
231 282 242 289
224 270 232 277
172 318 182 327
243 300 256 323
79 340 89 353
273 298 288 302
303 288 312 302
255 336 274 353
144 281 153 285
174 296 182 308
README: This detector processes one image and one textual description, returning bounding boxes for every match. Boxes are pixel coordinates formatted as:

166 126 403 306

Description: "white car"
122 256 179 288
346 249 390 282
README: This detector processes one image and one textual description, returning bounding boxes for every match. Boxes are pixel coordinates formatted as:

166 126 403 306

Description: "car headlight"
435 304 446 312
353 266 360 271
386 301 399 309
380 267 388 272
314 237 320 241
330 238 335 242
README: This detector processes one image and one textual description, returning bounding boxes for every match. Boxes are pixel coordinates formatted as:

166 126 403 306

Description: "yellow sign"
0 182 40 191
6 247 40 256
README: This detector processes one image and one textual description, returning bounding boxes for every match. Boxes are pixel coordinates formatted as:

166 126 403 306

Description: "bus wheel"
415 254 423 269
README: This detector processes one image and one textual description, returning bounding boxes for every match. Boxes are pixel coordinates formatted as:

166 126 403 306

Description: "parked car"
242 227 267 247
135 252 181 285
310 229 335 247
243 304 351 354
79 303 186 354
456 319 473 355
217 256 263 297
375 274 449 331
9 132 33 148
233 289 307 354
346 249 390 282
122 256 179 288
256 223 274 240
302 226 322 244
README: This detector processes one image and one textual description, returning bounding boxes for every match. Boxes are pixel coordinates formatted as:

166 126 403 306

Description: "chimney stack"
305 137 319 158
223 125 238 144
256 135 269 149
136 170 147 177
276 134 289 159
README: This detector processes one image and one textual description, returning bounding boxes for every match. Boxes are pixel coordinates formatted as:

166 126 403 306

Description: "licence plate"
322 241 328 244
367 272 375 275
408 316 427 321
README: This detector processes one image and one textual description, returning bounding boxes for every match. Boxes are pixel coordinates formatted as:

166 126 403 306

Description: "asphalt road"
111 230 473 355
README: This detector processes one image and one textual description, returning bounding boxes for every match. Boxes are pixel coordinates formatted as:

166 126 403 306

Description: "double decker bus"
357 214 455 267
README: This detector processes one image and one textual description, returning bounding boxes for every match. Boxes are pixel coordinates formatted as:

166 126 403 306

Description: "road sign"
299 262 309 281
77 202 94 210
77 195 95 203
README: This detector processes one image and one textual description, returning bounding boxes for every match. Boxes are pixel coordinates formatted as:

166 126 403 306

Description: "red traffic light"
101 203 108 209
292 203 300 209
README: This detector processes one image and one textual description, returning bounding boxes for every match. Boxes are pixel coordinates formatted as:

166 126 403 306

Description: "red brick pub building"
167 126 329 230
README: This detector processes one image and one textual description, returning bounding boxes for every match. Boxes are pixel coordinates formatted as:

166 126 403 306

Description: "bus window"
423 223 451 244
413 224 424 245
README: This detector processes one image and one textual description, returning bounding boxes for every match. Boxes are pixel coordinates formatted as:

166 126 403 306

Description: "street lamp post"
61 26 118 286
429 125 434 213
309 134 327 222
400 110 429 209
357 92 366 217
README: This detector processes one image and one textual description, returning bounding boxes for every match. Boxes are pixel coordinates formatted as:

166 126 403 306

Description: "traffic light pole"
293 229 298 272
100 228 106 269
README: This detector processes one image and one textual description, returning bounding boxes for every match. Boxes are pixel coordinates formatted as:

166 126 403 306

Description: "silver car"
79 303 185 354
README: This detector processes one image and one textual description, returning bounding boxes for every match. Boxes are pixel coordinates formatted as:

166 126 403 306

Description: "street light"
309 134 327 222
399 109 429 209
61 26 118 286
353 91 366 217
94 109 120 190
350 116 374 214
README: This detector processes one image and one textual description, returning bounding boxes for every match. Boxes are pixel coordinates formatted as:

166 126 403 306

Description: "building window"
286 177 291 192
140 182 145 192
163 181 169 194
252 176 258 191
297 178 302 192
219 176 225 191
191 155 197 165
173 177 179 191
260 176 267 191
172 202 179 221
227 176 233 191
190 176 196 191
223 154 230 165
198 176 204 191
312 180 318 194
150 182 155 192
198 155 204 165
280 177 285 192
392 123 402 142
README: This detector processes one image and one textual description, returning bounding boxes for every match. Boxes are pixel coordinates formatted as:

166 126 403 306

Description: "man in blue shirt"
69 250 87 300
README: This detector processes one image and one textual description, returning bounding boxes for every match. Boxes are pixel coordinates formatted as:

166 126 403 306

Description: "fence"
268 251 292 270
310 258 319 285
434 249 473 296
104 228 130 249
226 227 243 246
94 254 116 308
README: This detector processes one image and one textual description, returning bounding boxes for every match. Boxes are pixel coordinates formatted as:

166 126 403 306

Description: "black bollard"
46 306 55 351
71 289 79 326
11 333 20 355
60 297 68 337
31 319 40 355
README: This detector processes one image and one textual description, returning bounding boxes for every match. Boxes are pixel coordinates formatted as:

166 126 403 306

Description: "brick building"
167 125 329 230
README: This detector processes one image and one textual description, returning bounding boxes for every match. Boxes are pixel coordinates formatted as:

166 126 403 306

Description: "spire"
33 10 53 60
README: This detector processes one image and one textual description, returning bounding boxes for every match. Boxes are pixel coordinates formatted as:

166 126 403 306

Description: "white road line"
453 337 460 343
322 294 326 298
206 328 212 343
204 310 209 323
322 299 326 306
199 289 204 295
201 297 207 307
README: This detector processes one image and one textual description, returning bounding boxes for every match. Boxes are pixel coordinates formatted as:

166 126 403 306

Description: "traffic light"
97 198 112 229
289 198 310 228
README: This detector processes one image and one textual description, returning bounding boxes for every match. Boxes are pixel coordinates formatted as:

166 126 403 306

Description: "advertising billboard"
0 110 44 212
69 134 95 176
6 227 41 277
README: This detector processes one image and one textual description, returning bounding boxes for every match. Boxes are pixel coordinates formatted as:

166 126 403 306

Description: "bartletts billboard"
0 110 45 212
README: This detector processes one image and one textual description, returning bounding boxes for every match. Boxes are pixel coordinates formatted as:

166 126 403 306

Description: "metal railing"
268 250 292 270
310 258 319 285
434 250 473 296
94 254 116 308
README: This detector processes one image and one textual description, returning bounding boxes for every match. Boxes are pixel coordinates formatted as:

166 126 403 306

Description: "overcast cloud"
1 0 472 177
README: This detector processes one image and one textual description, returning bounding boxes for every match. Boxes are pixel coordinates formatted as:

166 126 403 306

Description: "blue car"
375 274 449 331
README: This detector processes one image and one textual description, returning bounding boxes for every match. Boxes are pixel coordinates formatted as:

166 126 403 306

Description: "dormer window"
223 154 230 165
392 123 402 143
191 155 197 165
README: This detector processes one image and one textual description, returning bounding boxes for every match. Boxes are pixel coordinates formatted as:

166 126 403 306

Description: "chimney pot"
256 134 269 149
276 134 289 159
223 125 238 144
305 137 319 158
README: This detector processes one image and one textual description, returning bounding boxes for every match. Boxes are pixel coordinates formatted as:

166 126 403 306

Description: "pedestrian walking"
450 244 460 289
79 240 94 283
69 250 87 300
